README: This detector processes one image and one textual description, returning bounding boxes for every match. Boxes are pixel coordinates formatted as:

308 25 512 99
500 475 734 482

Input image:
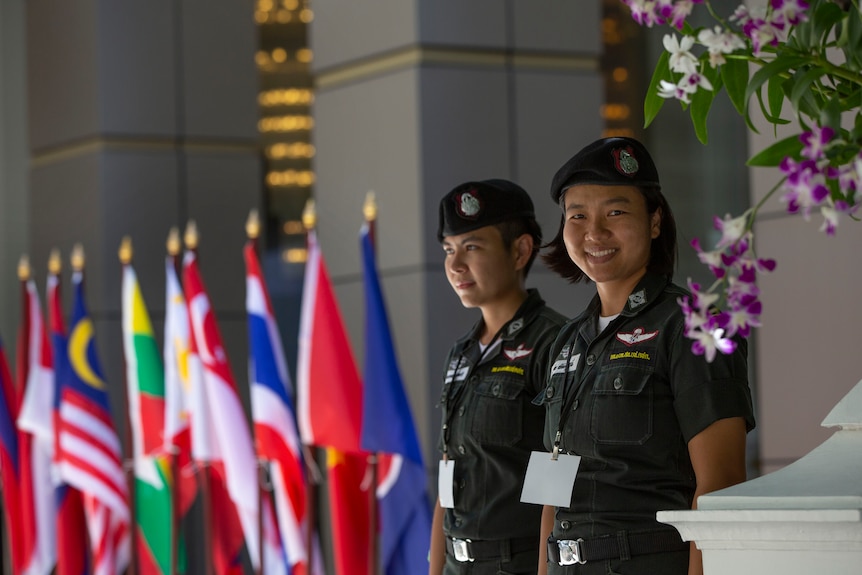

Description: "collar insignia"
616 327 658 346
503 343 533 361
508 318 524 335
628 289 647 308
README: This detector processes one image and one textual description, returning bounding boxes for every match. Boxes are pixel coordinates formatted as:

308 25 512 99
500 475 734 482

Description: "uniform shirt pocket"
470 374 525 446
590 368 653 445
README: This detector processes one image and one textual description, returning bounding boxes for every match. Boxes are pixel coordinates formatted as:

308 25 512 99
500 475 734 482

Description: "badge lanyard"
551 328 606 459
440 325 507 458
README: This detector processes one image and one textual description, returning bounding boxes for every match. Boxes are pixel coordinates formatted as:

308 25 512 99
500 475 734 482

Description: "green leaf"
820 92 842 130
767 74 786 119
789 66 827 113
721 58 749 116
848 3 862 69
644 51 671 128
813 1 845 49
744 55 809 104
746 134 804 167
690 69 723 145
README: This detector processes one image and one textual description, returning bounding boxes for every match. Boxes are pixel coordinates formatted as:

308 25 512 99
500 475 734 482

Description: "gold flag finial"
18 255 31 281
302 199 317 231
166 227 181 256
184 220 199 250
48 249 62 275
71 244 85 272
246 209 261 240
363 190 377 222
119 236 133 265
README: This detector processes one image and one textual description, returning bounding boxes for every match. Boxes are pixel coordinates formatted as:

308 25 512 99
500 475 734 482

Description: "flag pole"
183 221 215 575
300 200 320 575
363 191 381 575
17 255 31 399
166 227 182 575
118 238 139 575
246 210 266 575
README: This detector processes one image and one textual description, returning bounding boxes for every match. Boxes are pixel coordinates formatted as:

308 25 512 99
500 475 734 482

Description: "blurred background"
1 0 861 572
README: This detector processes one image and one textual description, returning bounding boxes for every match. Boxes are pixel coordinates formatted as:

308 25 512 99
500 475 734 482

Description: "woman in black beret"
535 137 755 575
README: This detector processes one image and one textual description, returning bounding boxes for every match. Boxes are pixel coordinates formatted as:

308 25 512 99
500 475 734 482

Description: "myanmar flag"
122 264 175 575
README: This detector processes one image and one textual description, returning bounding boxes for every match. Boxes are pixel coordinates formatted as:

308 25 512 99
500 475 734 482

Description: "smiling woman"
536 136 755 575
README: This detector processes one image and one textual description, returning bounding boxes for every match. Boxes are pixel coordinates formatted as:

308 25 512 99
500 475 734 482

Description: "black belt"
445 535 536 562
547 529 687 565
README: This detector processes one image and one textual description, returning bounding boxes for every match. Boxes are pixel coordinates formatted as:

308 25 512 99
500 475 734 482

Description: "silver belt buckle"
452 538 474 562
558 538 586 565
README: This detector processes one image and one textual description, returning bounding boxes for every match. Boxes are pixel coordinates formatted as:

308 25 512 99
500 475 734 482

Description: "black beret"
550 137 660 203
437 179 535 242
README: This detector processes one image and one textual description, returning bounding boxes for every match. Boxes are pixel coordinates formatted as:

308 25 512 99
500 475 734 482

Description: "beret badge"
613 146 640 177
456 189 482 219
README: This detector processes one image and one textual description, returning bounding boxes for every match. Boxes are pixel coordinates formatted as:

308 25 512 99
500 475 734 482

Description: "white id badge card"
520 450 581 508
438 460 456 508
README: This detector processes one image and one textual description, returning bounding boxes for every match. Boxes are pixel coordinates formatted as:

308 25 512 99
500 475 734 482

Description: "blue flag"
359 223 431 575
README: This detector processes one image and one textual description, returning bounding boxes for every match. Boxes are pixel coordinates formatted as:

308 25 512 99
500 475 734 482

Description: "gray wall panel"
27 0 99 150
98 2 177 136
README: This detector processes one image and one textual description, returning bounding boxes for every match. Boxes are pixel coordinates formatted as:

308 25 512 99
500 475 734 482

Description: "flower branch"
621 0 862 359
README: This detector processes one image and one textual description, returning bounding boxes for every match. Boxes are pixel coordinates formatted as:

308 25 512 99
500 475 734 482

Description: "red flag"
297 230 363 452
183 250 259 573
16 278 58 575
296 230 370 575
0 335 24 573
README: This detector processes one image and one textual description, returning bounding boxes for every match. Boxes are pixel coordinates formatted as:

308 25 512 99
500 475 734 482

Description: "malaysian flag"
46 262 91 575
56 267 130 575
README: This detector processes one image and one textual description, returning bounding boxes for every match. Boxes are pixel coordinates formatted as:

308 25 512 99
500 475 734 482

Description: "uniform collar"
577 272 669 325
454 288 545 355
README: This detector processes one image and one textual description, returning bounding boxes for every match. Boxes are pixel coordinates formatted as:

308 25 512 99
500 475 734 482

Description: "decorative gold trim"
316 46 598 90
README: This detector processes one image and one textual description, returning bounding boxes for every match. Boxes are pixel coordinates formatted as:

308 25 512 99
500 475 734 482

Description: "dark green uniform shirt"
438 288 567 541
540 273 755 543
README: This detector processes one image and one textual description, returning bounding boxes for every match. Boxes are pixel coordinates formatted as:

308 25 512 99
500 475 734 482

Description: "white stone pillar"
658 380 862 574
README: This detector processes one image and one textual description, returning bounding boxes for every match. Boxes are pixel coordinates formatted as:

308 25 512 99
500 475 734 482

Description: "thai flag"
56 271 130 575
245 242 310 575
16 278 58 575
184 249 259 571
359 223 432 575
0 336 24 572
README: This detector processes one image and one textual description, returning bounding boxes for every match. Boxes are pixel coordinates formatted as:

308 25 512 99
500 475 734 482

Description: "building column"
309 0 604 463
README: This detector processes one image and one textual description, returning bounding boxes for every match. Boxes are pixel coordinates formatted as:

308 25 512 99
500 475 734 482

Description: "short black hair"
496 217 542 278
542 185 677 283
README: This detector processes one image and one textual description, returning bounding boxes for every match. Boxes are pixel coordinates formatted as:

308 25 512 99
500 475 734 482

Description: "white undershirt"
598 313 620 332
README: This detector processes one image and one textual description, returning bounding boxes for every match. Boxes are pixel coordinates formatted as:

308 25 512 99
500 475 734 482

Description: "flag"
0 336 25 572
45 271 91 575
56 270 130 575
325 449 370 575
297 229 370 575
296 229 363 452
245 242 310 574
183 250 259 573
359 223 432 575
163 256 198 519
121 264 175 575
16 278 58 575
